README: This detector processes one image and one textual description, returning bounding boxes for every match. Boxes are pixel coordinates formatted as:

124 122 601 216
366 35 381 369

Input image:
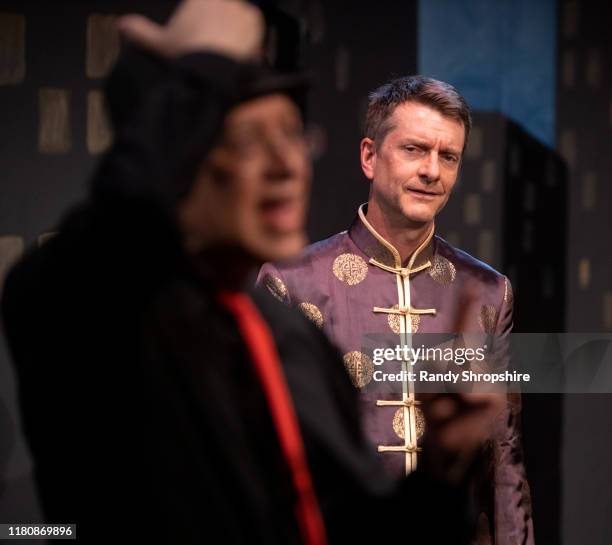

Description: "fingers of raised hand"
117 0 265 60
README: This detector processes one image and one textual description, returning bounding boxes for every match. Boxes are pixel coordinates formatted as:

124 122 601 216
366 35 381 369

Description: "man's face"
178 93 310 262
361 101 465 227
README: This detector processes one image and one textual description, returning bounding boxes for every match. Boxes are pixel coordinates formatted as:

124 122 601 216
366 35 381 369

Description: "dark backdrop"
1 2 612 545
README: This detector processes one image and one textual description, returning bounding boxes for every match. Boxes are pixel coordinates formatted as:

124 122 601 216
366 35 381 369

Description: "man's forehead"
387 101 465 144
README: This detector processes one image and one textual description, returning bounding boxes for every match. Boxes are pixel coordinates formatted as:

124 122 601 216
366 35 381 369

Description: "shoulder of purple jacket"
272 230 352 273
434 235 506 285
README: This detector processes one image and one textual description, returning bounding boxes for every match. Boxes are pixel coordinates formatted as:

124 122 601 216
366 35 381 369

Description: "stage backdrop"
0 0 419 528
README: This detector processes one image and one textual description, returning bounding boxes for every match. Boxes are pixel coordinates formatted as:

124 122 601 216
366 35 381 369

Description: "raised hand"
117 0 265 61
420 392 506 483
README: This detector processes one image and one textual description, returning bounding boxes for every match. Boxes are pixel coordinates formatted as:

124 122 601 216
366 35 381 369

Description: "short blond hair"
364 75 472 151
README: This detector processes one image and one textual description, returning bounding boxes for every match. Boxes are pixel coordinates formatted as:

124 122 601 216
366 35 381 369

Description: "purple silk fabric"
258 208 534 545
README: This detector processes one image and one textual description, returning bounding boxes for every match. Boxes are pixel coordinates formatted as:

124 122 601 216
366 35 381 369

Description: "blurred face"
361 101 465 227
178 93 310 262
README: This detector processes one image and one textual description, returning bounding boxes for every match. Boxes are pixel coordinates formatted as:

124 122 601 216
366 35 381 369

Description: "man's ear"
360 137 377 180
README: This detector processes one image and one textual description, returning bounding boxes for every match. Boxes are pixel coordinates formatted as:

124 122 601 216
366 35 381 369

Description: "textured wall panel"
86 14 119 79
38 88 71 154
559 128 576 168
464 126 483 159
477 229 494 263
578 258 590 289
604 292 612 331
480 160 496 193
37 232 57 246
463 193 481 225
87 90 113 154
557 0 612 335
562 48 576 88
0 13 25 85
0 235 24 293
581 172 597 211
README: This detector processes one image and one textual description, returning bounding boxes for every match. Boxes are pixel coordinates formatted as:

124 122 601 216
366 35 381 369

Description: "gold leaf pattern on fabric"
409 314 421 333
298 302 324 329
392 407 425 441
342 351 374 388
332 253 368 285
503 277 514 306
479 304 499 334
387 304 420 333
263 274 288 303
428 254 456 285
387 311 400 334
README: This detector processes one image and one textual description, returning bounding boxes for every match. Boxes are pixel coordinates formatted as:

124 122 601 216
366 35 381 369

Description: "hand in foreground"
419 393 506 484
117 0 264 61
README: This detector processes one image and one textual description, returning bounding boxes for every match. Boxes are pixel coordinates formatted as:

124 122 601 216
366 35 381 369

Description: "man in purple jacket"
259 76 534 545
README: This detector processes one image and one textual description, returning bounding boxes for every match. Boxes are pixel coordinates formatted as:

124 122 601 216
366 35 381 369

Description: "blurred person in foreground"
2 1 504 544
259 76 534 544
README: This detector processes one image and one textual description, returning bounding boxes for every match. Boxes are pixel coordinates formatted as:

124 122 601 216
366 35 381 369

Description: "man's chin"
397 199 438 225
247 231 308 263
399 209 436 227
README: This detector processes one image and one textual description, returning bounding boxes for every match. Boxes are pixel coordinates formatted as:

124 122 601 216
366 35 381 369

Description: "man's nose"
264 135 299 181
417 152 440 183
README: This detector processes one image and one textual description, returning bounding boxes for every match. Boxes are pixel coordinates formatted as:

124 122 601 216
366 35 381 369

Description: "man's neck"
365 201 433 267
190 246 258 291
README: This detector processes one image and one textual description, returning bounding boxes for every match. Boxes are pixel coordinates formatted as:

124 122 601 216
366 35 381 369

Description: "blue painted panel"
418 0 556 147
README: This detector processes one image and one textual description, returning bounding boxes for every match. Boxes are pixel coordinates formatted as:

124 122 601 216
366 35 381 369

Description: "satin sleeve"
492 277 535 545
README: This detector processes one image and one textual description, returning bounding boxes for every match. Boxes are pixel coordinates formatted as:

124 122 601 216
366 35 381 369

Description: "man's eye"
225 132 259 150
443 154 458 163
404 145 418 152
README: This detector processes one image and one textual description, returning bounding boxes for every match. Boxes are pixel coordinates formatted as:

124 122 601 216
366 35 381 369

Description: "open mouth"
259 196 303 233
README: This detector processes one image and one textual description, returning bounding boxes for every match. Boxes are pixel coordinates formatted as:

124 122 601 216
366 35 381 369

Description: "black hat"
241 62 308 97
106 46 309 129
237 61 309 116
